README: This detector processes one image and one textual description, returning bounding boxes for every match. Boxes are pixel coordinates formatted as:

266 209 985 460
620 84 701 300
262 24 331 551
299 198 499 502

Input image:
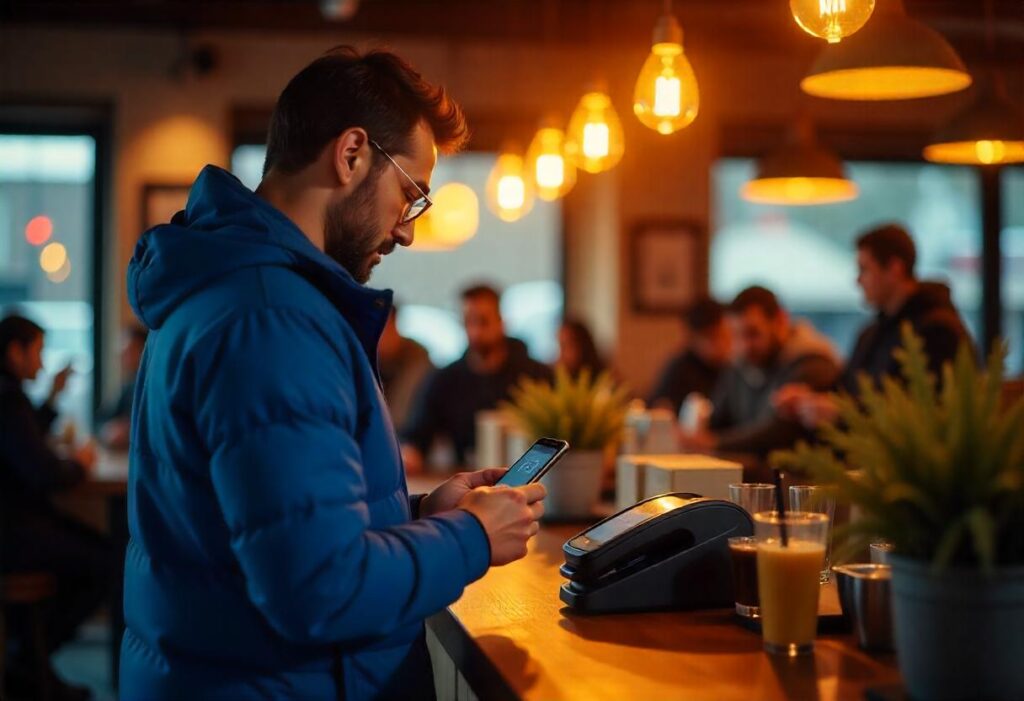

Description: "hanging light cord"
984 0 996 59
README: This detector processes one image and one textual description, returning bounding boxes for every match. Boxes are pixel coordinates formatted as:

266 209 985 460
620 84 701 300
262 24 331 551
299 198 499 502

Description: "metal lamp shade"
924 91 1024 165
742 140 858 205
801 0 971 101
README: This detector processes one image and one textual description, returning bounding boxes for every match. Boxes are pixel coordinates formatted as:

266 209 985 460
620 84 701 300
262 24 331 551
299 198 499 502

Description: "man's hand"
458 483 546 566
772 383 813 420
795 393 840 429
73 440 98 473
419 468 506 518
677 426 718 452
48 364 73 404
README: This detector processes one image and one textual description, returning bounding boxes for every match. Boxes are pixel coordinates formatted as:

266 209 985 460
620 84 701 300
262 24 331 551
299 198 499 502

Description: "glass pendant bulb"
414 182 479 251
566 85 625 173
486 145 535 222
525 118 576 201
633 10 699 135
791 0 876 44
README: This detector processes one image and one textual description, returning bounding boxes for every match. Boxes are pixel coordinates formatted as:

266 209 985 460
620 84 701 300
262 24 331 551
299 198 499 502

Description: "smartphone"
494 438 570 487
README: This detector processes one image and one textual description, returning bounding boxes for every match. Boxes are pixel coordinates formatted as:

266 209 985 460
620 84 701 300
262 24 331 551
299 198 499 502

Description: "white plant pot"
541 450 604 520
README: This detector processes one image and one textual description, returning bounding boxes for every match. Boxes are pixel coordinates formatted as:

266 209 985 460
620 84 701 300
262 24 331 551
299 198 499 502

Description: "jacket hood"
127 165 392 339
898 281 957 320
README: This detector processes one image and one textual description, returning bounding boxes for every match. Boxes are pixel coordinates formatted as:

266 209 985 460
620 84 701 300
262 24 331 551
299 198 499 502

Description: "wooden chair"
1 571 58 701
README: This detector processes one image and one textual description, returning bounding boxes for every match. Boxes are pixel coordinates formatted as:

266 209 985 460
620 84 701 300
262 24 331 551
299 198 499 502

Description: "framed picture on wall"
630 219 704 315
141 183 192 231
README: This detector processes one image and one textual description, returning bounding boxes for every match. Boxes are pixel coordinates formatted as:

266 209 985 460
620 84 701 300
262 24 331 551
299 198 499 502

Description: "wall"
0 21 997 400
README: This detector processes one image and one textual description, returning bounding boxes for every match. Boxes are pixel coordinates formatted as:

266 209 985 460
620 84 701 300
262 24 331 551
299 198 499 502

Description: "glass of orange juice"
754 511 829 656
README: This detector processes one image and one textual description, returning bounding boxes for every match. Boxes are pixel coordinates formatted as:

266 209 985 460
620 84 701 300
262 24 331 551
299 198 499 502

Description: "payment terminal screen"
583 495 691 546
498 442 561 487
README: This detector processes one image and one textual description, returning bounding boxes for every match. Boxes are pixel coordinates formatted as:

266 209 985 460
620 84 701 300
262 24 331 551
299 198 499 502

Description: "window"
1000 169 1024 375
0 134 98 427
232 147 564 365
711 158 982 364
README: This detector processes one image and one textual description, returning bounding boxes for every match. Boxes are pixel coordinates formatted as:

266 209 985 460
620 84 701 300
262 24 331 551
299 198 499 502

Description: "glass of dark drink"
729 535 760 618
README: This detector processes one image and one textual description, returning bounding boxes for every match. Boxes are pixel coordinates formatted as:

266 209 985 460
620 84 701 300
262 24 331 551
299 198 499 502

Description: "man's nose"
393 221 414 248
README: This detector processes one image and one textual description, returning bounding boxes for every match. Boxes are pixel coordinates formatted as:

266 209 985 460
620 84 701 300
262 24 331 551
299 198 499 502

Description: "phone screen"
495 440 565 487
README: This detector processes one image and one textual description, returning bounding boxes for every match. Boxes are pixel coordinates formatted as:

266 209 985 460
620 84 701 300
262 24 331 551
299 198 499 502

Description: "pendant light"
633 0 699 135
414 182 479 251
924 1 1024 165
801 0 971 101
791 0 876 44
566 83 625 173
924 86 1024 165
526 117 576 201
742 120 859 205
485 144 535 222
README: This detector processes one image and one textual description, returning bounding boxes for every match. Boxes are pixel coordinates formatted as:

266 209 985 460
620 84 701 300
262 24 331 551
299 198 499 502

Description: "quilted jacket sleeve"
192 307 490 645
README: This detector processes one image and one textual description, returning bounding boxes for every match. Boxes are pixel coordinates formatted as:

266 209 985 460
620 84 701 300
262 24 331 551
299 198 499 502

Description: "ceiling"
2 0 1024 65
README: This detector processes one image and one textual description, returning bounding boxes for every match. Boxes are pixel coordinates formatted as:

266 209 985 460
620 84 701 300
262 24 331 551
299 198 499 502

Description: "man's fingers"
471 468 507 487
518 482 547 504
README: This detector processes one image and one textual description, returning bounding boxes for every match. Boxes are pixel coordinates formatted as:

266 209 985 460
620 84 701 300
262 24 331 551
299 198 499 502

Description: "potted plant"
772 325 1024 701
503 367 629 519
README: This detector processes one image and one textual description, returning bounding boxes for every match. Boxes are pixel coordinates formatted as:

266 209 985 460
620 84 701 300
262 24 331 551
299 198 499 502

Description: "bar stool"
1 571 58 701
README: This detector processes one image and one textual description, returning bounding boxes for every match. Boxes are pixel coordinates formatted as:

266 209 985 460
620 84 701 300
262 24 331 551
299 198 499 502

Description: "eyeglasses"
370 139 432 224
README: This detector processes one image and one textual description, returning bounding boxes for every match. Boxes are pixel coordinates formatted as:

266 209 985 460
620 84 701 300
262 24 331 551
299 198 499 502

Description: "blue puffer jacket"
120 165 490 700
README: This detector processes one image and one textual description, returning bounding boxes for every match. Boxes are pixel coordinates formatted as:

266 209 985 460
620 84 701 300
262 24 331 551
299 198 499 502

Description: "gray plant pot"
540 450 603 519
890 555 1024 701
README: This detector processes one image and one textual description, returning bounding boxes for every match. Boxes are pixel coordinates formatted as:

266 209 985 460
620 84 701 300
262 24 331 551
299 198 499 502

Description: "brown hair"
683 297 725 333
729 286 782 318
264 46 469 175
856 223 917 277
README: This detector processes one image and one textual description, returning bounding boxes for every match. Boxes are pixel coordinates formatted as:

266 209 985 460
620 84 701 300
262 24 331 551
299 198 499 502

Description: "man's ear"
332 127 370 188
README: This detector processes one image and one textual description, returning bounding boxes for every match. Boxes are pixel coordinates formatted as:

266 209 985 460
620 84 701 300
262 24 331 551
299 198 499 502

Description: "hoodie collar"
128 165 392 367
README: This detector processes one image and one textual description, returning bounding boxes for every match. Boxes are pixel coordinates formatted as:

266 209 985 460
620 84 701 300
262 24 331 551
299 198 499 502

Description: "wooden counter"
426 524 900 701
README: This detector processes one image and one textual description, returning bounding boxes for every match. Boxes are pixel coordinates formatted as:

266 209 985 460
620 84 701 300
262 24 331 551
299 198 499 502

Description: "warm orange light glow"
39 242 68 273
25 215 53 246
414 182 479 250
526 126 576 201
634 40 699 134
741 177 859 205
791 0 876 43
801 66 972 100
924 139 1024 165
486 150 534 222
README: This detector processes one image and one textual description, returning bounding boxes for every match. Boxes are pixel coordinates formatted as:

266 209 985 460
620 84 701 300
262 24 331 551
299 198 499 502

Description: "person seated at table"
556 316 606 379
0 314 111 701
678 287 840 458
648 297 732 415
774 223 972 429
98 324 147 449
402 284 553 473
379 305 434 430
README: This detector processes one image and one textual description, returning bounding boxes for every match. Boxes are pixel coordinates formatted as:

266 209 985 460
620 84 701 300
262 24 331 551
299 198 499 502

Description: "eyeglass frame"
369 139 432 224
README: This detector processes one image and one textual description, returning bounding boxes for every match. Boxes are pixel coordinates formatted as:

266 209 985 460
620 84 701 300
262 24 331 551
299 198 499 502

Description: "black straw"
773 469 788 547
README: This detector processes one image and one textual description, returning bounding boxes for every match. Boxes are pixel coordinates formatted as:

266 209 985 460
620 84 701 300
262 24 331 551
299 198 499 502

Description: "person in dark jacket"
401 285 553 472
120 48 546 701
679 287 840 458
0 314 109 701
648 297 732 415
556 317 606 380
776 223 971 428
379 305 434 431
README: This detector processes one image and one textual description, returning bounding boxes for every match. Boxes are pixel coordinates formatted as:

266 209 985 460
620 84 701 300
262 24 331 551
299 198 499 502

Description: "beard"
322 169 394 284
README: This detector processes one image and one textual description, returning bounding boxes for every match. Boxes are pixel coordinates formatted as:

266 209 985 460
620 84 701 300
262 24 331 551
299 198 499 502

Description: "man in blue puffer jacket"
120 47 546 700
